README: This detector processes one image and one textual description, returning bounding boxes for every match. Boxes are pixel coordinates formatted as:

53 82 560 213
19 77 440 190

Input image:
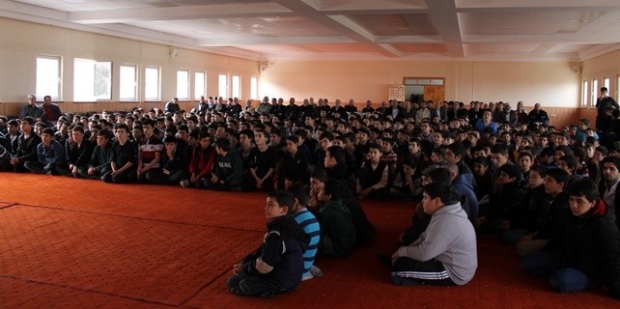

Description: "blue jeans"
549 268 593 293
500 228 530 245
522 251 592 293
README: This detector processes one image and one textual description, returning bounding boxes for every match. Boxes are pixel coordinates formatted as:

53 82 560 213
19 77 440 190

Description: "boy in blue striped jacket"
288 183 322 280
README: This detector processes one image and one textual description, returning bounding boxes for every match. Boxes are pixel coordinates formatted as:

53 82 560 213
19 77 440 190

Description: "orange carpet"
0 174 617 308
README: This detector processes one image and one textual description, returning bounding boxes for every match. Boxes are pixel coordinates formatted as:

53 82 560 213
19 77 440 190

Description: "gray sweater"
398 201 477 285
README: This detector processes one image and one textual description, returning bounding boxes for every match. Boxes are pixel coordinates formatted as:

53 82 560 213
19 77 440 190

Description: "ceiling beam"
272 0 400 57
466 34 620 44
424 0 464 58
69 3 291 24
309 0 427 12
196 36 354 46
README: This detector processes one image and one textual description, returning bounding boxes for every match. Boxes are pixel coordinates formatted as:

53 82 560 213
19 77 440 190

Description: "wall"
581 49 620 103
0 17 259 116
259 61 580 107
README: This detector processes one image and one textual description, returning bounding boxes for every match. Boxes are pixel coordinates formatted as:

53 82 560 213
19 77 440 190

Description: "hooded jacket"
242 215 309 291
398 201 478 286
552 200 620 299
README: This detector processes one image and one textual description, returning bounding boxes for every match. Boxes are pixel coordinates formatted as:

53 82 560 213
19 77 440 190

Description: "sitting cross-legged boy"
227 190 309 299
79 129 114 180
288 183 322 280
310 179 357 258
390 182 478 287
183 131 217 188
24 128 65 174
521 179 620 300
145 136 188 185
207 137 244 191
55 125 94 177
356 143 390 200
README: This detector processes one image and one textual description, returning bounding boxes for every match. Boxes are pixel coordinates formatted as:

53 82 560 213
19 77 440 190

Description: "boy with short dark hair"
228 190 308 298
356 143 389 200
24 128 64 174
10 117 42 172
208 137 244 191
137 119 163 183
288 183 322 281
390 182 477 286
183 131 217 188
79 129 114 179
103 124 137 184
56 125 94 176
516 168 569 256
522 178 620 300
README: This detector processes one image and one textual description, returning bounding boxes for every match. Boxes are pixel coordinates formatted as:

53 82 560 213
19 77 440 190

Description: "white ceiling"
2 0 620 62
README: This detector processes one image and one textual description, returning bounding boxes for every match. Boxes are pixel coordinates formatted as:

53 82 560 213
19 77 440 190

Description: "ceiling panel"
350 14 438 36
5 0 620 61
391 43 448 53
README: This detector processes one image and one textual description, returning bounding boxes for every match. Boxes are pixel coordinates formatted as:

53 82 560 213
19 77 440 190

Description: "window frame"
194 71 206 100
144 66 161 102
36 55 62 101
119 64 138 102
218 73 228 99
73 58 112 102
250 76 258 100
231 74 241 99
176 69 190 100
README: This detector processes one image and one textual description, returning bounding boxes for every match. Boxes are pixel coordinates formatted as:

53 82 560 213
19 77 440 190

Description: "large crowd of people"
1 92 619 300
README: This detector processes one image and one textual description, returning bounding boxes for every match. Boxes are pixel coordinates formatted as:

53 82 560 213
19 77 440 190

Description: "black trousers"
390 257 456 286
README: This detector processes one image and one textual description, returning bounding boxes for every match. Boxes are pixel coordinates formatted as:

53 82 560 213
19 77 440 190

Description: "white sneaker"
180 180 190 188
309 265 323 277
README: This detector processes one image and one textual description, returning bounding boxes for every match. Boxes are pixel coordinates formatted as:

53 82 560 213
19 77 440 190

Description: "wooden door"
424 85 445 107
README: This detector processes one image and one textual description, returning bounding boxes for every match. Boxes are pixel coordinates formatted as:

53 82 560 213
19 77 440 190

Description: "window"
36 56 62 100
195 72 205 100
177 70 189 100
617 75 620 102
604 77 611 92
144 67 160 101
581 80 589 107
218 74 228 98
231 75 241 99
74 58 111 101
591 79 598 108
119 65 137 101
250 76 258 100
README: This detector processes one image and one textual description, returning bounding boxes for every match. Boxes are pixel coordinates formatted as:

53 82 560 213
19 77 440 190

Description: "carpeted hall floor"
0 173 617 308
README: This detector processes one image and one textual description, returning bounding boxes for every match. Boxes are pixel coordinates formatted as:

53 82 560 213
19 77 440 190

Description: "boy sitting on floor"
288 183 322 280
390 182 477 286
228 190 309 298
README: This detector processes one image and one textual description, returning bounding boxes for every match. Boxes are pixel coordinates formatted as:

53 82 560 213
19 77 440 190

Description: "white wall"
259 60 581 107
0 17 259 103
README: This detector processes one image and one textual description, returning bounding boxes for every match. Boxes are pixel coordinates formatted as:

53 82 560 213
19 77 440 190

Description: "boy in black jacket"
522 179 620 300
228 191 308 298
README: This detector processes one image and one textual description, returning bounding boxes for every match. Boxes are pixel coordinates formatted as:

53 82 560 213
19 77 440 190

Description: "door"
424 85 445 107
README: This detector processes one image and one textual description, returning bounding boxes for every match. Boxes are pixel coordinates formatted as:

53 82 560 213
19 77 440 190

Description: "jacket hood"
453 174 474 190
435 201 467 219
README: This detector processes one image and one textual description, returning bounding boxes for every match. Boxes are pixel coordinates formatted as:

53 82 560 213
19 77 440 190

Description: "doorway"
403 77 445 107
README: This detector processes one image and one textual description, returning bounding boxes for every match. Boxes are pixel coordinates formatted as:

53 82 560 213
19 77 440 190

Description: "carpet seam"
0 274 182 307
12 202 265 234
179 268 231 306
0 202 18 209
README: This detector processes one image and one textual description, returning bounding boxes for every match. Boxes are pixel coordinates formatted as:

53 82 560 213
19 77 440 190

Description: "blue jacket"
37 140 65 164
452 173 479 222
474 119 498 135
242 215 308 290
